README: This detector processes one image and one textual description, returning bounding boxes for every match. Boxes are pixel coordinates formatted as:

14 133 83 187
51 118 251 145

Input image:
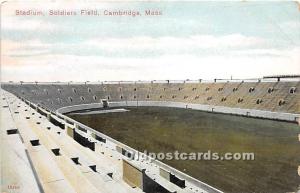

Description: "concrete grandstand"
1 77 299 193
2 78 300 122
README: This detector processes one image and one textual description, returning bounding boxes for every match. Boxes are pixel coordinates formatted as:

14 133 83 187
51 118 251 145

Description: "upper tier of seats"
2 80 300 114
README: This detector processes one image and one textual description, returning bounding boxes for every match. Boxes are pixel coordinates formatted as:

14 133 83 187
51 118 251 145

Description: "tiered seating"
2 91 144 193
214 82 242 106
221 82 259 108
2 90 214 193
1 96 41 193
273 81 300 113
2 80 300 114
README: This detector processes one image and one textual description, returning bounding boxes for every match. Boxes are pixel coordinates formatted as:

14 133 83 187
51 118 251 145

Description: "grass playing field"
69 106 300 193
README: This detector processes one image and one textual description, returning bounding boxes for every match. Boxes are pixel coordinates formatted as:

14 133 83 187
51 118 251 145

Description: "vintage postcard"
1 1 300 193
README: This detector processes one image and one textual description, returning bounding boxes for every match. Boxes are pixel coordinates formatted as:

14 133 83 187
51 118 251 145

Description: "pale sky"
1 1 300 82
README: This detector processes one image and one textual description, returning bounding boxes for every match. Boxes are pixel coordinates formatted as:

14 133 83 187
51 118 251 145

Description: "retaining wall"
58 101 300 123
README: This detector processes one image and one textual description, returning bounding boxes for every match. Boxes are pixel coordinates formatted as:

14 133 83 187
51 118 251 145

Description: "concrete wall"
57 101 299 123
122 159 145 189
57 103 103 114
123 160 177 193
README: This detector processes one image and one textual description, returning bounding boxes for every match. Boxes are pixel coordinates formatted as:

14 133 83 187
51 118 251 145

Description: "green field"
68 107 300 193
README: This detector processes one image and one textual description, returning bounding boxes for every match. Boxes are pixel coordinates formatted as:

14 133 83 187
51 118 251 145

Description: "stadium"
1 75 300 193
1 1 300 193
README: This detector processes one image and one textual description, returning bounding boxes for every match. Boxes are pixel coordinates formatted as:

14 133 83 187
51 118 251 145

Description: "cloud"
2 35 299 82
1 1 299 82
2 34 268 60
279 21 300 34
85 34 266 51
2 39 51 63
2 45 299 82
